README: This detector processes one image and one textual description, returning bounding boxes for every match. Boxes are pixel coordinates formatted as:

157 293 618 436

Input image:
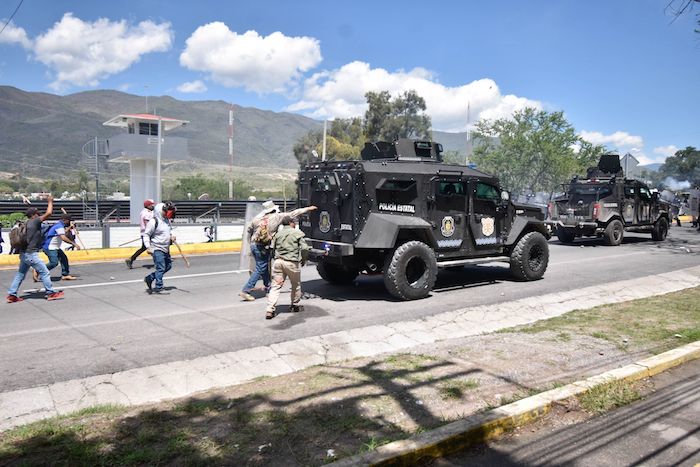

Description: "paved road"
434 358 700 466
1 227 698 392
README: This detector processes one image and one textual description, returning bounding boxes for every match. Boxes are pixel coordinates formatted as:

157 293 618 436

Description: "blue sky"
1 0 698 164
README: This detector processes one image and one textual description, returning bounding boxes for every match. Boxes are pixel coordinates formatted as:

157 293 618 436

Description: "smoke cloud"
663 177 691 191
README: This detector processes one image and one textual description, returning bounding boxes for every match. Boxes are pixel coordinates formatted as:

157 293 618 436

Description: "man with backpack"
143 202 177 294
6 196 64 302
239 201 317 301
42 213 80 280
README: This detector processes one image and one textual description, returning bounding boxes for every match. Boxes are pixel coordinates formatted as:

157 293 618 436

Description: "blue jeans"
8 251 55 296
146 250 172 290
44 248 70 276
242 243 271 292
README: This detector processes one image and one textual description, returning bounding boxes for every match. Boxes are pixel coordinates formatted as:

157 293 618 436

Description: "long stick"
61 207 89 254
119 237 141 247
173 241 190 268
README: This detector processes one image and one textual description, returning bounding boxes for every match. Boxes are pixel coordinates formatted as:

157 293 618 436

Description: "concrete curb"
0 241 241 266
328 341 700 466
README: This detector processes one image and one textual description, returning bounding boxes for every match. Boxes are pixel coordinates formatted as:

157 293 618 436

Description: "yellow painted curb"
328 341 700 466
0 241 242 267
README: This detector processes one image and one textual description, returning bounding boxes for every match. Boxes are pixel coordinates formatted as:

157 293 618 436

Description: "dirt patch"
0 287 698 466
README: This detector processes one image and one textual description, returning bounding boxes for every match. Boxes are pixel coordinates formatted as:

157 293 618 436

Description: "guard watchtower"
103 113 189 223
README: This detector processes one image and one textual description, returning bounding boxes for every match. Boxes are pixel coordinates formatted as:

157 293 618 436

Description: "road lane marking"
22 269 250 292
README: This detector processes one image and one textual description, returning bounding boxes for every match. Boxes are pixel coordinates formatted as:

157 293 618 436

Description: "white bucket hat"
262 200 280 214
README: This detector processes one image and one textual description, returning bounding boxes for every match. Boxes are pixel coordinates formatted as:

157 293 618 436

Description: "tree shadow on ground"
0 357 540 467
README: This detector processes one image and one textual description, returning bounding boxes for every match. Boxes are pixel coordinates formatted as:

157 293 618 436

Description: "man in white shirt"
126 199 155 269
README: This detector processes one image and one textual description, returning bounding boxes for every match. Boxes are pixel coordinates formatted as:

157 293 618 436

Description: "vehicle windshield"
569 184 612 199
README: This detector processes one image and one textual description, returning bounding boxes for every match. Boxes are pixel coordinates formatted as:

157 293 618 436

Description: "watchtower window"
139 122 159 136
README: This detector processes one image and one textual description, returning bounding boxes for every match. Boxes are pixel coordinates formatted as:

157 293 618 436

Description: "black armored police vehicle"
296 139 551 300
548 154 671 246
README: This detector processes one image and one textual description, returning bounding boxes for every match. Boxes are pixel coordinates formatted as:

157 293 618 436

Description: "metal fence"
0 199 297 225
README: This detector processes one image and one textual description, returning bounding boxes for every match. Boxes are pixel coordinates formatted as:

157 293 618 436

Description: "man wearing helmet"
125 199 155 269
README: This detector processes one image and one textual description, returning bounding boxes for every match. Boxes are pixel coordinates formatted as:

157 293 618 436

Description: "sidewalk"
0 240 241 267
2 265 699 433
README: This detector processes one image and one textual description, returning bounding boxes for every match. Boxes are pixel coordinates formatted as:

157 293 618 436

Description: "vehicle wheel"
556 226 576 244
510 231 549 281
651 217 669 241
316 262 359 285
383 240 438 300
603 219 624 246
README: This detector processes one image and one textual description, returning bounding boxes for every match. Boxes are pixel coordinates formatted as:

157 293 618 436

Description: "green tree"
472 107 605 193
293 130 324 166
364 90 431 142
660 146 700 185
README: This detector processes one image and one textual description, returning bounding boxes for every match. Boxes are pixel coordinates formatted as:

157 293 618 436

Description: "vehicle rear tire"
384 240 438 300
510 231 549 281
651 217 669 241
556 226 576 244
603 219 624 246
316 262 359 285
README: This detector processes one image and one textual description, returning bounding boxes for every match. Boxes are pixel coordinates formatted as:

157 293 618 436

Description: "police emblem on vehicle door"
481 217 495 236
441 216 455 237
319 211 331 233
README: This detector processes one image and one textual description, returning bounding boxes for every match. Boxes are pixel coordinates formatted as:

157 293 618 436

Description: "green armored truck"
296 139 551 300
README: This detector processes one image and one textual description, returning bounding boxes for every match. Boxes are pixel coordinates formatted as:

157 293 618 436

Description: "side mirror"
501 191 510 202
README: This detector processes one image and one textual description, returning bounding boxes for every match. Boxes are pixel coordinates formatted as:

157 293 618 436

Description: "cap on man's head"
262 200 279 214
25 207 38 218
144 199 155 208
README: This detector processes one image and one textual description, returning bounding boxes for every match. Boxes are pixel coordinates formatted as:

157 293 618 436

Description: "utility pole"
94 137 99 223
156 117 163 202
322 119 327 161
229 105 234 199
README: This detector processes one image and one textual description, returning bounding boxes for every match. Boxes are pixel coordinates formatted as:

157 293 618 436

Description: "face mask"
165 209 175 219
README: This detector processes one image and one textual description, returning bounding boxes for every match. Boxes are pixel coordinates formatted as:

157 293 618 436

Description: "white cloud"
0 21 32 49
117 83 131 91
286 61 541 132
180 23 322 94
32 13 172 91
653 145 678 159
177 80 207 93
578 130 670 165
578 130 643 148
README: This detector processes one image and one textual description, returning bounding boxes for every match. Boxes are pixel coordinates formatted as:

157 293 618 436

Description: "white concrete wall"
0 223 244 253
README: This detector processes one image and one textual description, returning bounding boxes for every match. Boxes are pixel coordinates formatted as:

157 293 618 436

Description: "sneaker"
46 291 65 301
125 259 133 269
152 288 164 294
265 310 275 320
144 276 153 293
62 275 77 281
290 305 304 313
239 291 255 301
6 294 24 303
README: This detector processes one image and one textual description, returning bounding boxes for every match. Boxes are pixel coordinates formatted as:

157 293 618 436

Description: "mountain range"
0 86 475 178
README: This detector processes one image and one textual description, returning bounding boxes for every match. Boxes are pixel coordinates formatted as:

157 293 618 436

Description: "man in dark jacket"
6 196 64 302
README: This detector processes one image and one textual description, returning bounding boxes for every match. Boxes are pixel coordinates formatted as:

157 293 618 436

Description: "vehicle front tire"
316 262 359 285
510 231 549 281
384 240 438 300
556 226 576 244
651 217 669 241
603 219 624 246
